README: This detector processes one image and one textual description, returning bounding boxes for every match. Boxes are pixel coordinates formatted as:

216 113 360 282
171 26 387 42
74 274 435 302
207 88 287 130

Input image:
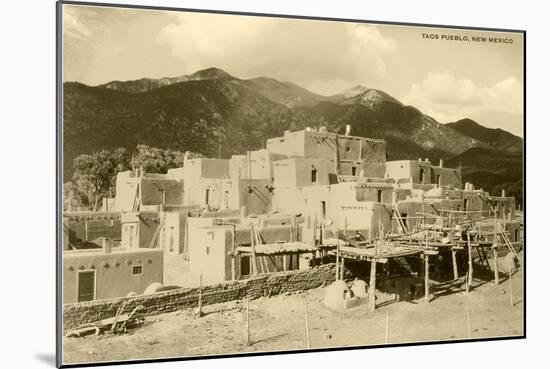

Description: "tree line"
64 145 202 211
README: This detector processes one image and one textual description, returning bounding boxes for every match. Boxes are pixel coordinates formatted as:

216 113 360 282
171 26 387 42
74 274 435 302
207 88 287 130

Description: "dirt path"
63 265 523 365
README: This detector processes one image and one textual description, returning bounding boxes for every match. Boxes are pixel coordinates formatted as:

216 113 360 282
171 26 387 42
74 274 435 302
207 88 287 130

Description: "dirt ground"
63 254 523 366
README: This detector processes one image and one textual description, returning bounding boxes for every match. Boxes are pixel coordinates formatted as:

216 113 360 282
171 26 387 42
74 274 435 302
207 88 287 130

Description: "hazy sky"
63 4 524 136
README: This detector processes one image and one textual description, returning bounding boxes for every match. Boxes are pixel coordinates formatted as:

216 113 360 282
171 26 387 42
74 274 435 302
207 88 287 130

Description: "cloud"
63 8 92 40
402 71 523 123
157 13 397 95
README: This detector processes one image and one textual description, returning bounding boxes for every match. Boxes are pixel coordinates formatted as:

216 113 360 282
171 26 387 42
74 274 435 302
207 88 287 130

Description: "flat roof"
64 247 162 257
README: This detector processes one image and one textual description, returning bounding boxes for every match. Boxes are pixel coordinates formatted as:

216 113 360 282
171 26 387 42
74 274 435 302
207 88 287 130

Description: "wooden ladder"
148 213 166 249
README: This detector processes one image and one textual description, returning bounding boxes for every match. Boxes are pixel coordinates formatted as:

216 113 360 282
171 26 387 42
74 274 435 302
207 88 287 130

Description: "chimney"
501 189 506 198
103 238 111 254
439 159 444 167
345 124 351 136
424 158 429 163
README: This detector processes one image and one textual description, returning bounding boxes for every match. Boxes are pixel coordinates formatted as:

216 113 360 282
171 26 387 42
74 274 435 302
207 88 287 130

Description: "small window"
132 265 143 275
351 167 357 176
311 169 317 183
206 246 210 255
377 190 383 203
346 146 351 152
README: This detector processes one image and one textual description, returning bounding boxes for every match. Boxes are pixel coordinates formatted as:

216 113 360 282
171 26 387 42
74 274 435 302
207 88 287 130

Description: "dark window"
206 246 210 255
377 190 383 203
241 256 251 276
351 167 357 176
132 265 143 275
419 168 425 182
205 189 210 204
311 169 317 183
436 175 441 186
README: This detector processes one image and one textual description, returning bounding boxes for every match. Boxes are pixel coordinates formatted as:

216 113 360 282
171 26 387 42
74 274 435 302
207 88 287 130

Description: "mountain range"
63 67 523 201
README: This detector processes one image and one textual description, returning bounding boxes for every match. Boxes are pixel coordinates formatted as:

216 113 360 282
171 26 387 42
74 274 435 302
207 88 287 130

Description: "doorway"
77 270 95 302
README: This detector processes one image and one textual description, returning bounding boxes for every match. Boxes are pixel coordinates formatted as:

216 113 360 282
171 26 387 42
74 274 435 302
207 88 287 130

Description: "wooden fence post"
304 294 311 349
197 273 203 318
246 297 251 345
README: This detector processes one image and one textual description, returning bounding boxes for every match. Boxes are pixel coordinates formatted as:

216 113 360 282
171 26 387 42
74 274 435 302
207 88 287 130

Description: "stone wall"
63 263 337 330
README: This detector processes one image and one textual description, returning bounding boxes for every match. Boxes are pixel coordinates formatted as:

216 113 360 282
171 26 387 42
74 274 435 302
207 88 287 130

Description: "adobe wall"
140 178 184 206
236 179 274 215
432 166 462 189
63 248 163 304
63 263 338 330
273 158 331 188
65 213 121 244
188 227 232 285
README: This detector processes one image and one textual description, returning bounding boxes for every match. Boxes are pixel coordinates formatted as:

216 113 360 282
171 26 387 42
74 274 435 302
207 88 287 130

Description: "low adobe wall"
63 263 337 330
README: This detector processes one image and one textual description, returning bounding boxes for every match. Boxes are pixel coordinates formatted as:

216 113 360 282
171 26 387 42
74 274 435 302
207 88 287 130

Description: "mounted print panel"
57 1 525 367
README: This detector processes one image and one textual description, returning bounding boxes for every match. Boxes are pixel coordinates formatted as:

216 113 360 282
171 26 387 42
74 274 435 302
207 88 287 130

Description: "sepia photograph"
57 1 525 366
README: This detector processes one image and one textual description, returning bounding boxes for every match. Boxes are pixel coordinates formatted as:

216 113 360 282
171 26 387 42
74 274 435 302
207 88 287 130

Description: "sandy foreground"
63 265 523 365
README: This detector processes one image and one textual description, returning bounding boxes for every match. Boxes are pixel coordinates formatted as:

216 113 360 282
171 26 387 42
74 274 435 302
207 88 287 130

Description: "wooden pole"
231 225 236 281
304 295 311 349
509 268 513 307
250 226 257 276
335 228 340 280
313 215 318 247
424 254 430 303
493 211 499 285
368 259 377 313
492 247 500 285
466 307 471 339
197 273 203 318
467 231 473 289
246 296 251 345
385 311 390 344
344 217 348 238
451 249 458 280
340 257 345 280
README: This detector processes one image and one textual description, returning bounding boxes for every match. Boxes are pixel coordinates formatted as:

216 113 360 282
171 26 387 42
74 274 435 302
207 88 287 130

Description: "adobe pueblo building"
63 128 521 311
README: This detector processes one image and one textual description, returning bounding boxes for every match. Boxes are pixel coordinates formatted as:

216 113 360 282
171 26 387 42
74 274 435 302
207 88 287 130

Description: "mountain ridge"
63 67 522 200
